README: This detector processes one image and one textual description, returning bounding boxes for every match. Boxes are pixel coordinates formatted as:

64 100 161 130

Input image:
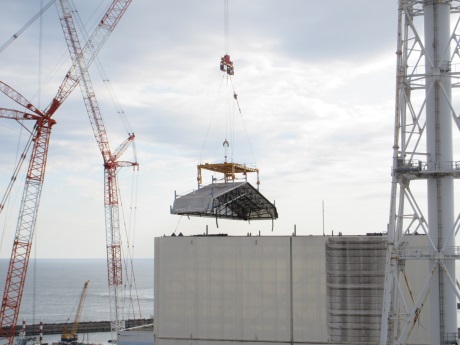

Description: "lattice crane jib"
381 2 460 345
0 2 132 345
55 0 136 339
0 89 56 345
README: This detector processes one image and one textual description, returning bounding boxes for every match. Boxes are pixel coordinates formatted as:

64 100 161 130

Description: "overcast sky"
0 1 398 259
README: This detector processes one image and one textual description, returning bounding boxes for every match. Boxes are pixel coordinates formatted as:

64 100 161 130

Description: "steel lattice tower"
380 1 460 345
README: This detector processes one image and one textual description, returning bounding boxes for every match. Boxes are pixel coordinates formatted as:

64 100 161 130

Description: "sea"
0 258 154 344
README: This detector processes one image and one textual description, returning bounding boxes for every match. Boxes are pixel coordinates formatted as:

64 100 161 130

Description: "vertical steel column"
380 1 460 344
423 2 456 342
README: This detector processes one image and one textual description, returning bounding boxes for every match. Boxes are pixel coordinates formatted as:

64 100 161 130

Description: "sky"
0 1 398 259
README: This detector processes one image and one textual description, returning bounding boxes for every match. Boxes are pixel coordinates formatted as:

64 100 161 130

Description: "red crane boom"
56 0 135 338
0 2 132 344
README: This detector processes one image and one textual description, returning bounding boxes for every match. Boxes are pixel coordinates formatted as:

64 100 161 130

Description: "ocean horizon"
0 258 154 326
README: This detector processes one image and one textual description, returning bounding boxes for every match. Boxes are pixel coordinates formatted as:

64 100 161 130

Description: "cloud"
0 1 401 258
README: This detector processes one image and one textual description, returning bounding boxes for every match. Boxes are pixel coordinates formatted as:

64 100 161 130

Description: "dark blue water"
0 259 154 325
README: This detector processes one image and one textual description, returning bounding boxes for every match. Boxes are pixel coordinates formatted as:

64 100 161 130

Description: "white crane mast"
380 1 460 345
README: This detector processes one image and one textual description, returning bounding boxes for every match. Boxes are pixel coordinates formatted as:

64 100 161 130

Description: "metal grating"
171 182 277 220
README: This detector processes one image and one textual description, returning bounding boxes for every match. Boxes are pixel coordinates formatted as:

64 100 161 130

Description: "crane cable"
0 0 50 325
0 0 58 233
224 0 229 54
0 0 56 55
0 126 35 257
224 0 232 161
198 75 226 163
199 0 232 164
223 1 257 168
223 0 256 166
118 171 142 321
0 0 72 102
71 0 140 262
32 0 47 331
200 0 257 168
69 0 134 135
229 77 257 166
69 0 137 161
70 0 141 320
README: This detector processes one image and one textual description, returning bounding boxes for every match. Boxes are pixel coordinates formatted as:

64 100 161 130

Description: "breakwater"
11 319 153 336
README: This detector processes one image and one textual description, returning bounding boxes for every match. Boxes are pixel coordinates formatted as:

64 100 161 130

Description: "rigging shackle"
223 139 229 162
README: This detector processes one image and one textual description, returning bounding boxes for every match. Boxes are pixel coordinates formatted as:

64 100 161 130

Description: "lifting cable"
200 0 234 164
32 0 47 329
69 1 133 134
72 0 140 256
173 215 183 234
24 1 79 104
199 0 258 188
198 74 226 163
222 0 257 166
224 0 229 54
128 159 140 246
0 0 53 282
97 61 134 135
70 0 141 319
229 77 257 166
224 75 232 161
70 0 137 159
224 0 234 162
0 0 56 55
0 128 35 217
118 173 143 321
0 126 35 257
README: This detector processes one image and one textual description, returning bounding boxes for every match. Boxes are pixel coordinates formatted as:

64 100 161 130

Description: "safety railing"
394 159 460 173
399 246 460 259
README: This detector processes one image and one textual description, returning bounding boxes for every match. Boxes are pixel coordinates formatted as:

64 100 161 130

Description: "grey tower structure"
380 1 460 345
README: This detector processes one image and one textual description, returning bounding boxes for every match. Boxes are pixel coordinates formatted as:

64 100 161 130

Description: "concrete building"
154 234 430 345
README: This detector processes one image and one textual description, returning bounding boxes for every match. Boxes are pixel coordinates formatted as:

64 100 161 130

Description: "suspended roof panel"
171 182 278 221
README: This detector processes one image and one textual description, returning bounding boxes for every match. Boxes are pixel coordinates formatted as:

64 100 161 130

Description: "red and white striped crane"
0 2 132 345
55 0 136 337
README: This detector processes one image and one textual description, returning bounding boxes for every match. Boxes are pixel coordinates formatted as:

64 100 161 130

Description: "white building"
153 234 430 345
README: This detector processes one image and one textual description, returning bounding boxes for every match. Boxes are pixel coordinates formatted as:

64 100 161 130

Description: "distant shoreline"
11 319 153 336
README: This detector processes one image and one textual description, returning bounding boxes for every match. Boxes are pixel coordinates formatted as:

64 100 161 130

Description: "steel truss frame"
0 2 132 345
55 0 136 339
211 182 277 220
172 182 278 221
380 1 460 345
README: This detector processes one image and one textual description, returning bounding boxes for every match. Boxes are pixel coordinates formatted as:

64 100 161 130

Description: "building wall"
154 235 430 345
154 236 291 343
118 327 154 345
325 236 386 342
292 236 328 342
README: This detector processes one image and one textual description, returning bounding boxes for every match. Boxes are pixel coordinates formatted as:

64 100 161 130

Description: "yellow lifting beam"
197 162 259 189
